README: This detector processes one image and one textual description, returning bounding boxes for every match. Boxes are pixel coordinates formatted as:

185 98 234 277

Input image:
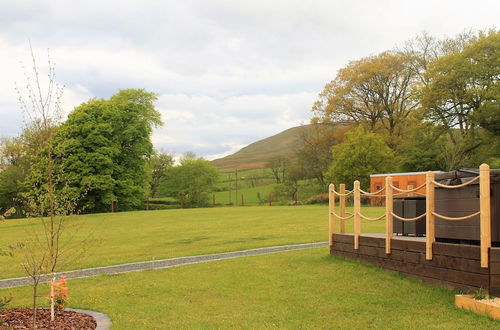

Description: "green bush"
304 193 329 204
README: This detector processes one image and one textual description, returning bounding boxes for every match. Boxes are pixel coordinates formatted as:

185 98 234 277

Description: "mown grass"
1 205 384 279
2 247 497 329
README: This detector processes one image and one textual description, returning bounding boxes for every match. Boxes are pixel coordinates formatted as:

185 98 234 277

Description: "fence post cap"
480 163 490 170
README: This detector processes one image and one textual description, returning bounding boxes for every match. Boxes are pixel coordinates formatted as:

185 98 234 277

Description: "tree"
273 163 306 203
420 30 499 169
296 123 349 186
312 51 419 147
399 122 445 172
0 122 53 213
54 89 162 212
0 167 24 212
267 155 289 184
325 126 397 190
159 156 219 208
149 150 174 198
14 44 81 325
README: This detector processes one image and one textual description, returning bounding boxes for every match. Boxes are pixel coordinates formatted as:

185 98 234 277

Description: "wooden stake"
269 193 272 206
340 184 346 233
241 194 244 206
213 193 216 207
111 200 115 213
480 163 491 268
146 198 150 210
354 180 361 250
425 171 435 260
407 184 414 197
385 176 393 254
329 184 335 247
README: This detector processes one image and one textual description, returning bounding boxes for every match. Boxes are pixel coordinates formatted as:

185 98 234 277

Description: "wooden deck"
331 233 500 295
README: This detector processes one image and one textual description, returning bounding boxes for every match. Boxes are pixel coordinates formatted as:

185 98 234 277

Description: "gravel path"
0 242 328 289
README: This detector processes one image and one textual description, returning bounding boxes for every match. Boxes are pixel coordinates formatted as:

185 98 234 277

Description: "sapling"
16 42 89 326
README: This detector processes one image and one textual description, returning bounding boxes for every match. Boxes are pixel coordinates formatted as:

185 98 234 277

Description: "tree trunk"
50 274 55 321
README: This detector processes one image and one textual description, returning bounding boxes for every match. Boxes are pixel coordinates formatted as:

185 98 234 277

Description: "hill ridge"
211 124 314 172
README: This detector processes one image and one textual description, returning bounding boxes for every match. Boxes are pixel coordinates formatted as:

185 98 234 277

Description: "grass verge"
1 247 497 329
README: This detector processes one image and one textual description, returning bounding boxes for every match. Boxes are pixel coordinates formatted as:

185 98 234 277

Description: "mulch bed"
0 308 96 329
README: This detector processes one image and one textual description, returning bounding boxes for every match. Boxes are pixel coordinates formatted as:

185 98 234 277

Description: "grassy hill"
211 124 315 172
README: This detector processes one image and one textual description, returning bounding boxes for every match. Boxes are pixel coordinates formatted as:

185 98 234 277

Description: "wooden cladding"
331 233 500 295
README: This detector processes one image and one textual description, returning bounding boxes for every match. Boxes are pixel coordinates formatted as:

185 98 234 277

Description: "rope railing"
390 182 426 193
358 212 385 221
431 176 479 189
390 212 426 222
330 189 354 196
328 163 492 268
432 211 480 221
330 211 354 221
359 186 386 195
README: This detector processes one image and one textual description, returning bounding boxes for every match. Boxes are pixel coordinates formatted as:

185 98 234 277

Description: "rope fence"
329 163 492 268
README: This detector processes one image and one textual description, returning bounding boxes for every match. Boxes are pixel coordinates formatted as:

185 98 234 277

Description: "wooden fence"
329 164 492 268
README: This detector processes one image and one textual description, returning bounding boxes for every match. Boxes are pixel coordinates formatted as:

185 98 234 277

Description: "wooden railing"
329 164 492 268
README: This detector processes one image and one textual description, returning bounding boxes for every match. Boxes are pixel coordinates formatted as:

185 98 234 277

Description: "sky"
0 1 498 160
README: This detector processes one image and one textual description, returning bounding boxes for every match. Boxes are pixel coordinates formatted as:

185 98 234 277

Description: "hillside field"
211 124 315 172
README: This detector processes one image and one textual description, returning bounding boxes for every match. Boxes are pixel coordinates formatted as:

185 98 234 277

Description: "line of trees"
308 29 499 190
0 86 220 213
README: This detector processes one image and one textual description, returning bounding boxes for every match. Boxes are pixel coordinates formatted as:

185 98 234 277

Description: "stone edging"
0 242 328 289
67 308 112 330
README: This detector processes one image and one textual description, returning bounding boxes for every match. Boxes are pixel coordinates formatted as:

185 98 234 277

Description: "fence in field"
329 164 492 268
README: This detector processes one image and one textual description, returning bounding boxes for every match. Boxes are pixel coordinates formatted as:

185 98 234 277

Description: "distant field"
0 205 385 279
214 185 275 205
3 248 497 328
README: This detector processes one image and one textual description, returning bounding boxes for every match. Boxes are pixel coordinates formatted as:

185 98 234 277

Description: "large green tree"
420 30 499 169
159 156 219 208
54 89 162 212
325 126 397 190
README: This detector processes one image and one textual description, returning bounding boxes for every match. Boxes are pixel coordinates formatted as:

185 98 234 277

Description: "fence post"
146 198 150 210
354 180 361 250
385 176 393 254
425 171 435 260
340 184 346 233
329 184 335 247
480 163 491 268
269 193 272 206
407 184 414 197
241 195 244 206
111 200 115 213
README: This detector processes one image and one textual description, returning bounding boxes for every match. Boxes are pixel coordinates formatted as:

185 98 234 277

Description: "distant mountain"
211 124 316 172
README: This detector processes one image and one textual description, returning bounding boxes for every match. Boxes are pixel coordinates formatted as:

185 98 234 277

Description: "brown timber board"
331 234 496 293
432 242 480 260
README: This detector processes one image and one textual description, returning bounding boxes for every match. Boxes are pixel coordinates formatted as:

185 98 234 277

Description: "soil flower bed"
0 308 96 329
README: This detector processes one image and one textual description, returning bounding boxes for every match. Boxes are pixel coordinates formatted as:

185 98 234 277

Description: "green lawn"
2 247 497 329
0 205 385 279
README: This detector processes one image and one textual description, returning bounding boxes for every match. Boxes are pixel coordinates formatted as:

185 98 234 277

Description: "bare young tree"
15 42 86 326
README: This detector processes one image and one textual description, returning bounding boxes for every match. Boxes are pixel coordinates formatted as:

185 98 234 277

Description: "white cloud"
0 0 498 158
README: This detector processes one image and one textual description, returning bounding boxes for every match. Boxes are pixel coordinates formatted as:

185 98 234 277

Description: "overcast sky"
0 1 498 160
